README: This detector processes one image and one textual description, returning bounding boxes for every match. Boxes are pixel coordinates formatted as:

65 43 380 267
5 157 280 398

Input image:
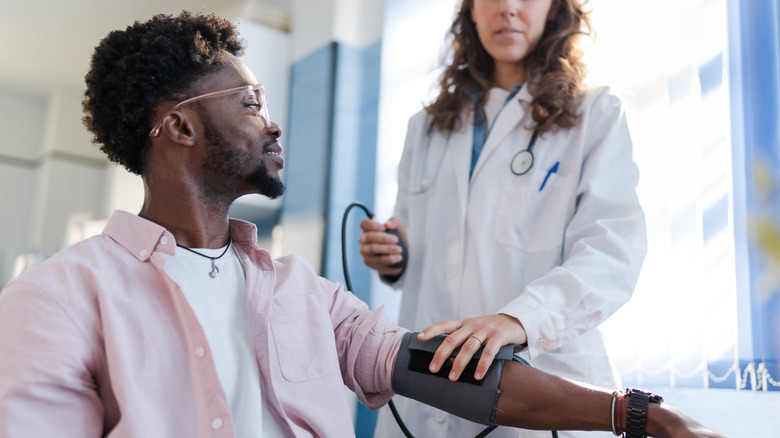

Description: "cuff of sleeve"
349 307 408 410
496 296 554 359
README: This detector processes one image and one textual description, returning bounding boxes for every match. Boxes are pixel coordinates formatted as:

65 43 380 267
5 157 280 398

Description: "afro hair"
82 11 245 175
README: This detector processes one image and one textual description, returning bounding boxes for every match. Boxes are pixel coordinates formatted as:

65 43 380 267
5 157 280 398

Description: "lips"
264 141 284 168
496 26 521 36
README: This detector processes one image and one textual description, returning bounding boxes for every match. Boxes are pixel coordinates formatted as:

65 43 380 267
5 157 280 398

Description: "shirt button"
536 339 548 349
211 417 223 430
435 412 446 423
160 236 169 245
446 267 459 278
195 347 206 357
139 249 149 258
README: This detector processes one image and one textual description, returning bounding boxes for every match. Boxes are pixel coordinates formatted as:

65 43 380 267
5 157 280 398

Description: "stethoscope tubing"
409 128 449 194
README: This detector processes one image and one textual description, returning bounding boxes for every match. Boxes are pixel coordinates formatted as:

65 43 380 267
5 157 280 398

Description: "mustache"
262 139 280 150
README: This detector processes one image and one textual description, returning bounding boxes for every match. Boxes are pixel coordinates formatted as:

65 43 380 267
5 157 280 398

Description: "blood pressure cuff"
391 332 518 426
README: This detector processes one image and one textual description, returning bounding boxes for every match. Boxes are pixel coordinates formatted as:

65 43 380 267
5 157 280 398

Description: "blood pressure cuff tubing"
391 332 518 426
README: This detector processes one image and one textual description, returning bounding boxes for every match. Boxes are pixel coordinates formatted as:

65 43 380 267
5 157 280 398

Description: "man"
0 11 721 438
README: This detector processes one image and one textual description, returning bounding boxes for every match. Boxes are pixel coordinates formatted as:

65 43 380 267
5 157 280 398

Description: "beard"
201 116 286 200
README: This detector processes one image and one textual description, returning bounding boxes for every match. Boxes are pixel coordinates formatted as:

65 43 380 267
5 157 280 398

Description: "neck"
139 180 233 249
493 62 526 91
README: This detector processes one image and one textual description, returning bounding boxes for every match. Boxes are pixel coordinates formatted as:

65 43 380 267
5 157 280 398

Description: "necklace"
176 238 231 279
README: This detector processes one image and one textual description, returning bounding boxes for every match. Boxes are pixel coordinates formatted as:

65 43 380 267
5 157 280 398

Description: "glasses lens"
149 84 271 137
256 85 271 126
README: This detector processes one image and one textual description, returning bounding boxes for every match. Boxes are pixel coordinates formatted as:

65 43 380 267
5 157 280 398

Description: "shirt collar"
102 210 260 262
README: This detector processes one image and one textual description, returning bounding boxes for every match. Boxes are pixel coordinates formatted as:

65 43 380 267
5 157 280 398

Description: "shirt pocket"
493 168 574 252
270 294 340 382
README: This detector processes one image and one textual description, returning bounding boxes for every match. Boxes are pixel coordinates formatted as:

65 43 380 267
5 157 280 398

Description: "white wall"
0 85 108 285
0 160 37 285
290 0 385 62
0 88 46 283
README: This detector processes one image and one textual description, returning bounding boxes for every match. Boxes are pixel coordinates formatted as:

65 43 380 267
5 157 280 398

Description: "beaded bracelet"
610 390 621 436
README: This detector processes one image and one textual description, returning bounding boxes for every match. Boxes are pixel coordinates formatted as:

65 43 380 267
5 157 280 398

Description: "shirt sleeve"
326 282 408 410
497 90 648 358
0 281 104 437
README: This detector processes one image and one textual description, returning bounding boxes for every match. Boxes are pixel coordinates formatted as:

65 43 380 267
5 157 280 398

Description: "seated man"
0 11 722 438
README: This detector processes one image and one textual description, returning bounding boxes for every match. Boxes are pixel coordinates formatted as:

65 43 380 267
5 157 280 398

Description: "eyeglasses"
148 83 270 137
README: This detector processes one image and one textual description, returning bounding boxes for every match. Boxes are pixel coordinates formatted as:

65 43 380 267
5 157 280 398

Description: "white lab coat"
374 86 647 438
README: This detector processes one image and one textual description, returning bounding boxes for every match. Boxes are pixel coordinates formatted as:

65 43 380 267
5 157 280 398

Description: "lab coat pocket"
494 169 574 252
270 293 340 382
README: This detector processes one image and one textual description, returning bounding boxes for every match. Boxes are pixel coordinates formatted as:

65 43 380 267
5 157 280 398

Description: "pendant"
209 259 220 279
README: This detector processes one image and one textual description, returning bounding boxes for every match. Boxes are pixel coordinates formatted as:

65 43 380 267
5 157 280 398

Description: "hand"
358 217 407 276
418 314 527 382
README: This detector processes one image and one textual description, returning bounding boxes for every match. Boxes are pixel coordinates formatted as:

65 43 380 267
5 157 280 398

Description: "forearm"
494 360 610 431
391 332 722 437
494 361 724 438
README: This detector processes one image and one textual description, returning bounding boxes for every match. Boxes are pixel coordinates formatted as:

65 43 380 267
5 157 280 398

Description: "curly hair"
426 0 592 135
82 11 245 175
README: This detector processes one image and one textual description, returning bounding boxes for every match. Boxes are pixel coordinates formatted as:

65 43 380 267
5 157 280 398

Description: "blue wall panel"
282 43 337 270
324 41 382 306
734 0 780 383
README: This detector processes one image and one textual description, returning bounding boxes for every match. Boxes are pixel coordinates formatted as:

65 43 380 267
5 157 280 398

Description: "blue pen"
539 161 559 191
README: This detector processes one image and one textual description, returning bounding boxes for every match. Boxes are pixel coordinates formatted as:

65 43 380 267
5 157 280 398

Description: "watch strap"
625 388 663 438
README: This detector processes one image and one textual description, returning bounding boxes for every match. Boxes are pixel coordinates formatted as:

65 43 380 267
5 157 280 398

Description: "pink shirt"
0 210 405 437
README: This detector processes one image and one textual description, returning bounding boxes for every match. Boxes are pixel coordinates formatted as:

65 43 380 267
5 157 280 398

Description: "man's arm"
0 282 104 437
390 333 723 438
493 361 723 438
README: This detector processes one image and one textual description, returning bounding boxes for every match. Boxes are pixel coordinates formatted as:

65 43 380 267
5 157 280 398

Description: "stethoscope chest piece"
510 150 534 175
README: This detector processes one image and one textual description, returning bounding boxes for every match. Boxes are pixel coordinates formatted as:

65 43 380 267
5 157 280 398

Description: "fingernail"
418 331 426 338
449 371 456 380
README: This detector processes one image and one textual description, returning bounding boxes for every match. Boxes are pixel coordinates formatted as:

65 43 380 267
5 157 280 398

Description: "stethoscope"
509 129 539 175
410 126 539 194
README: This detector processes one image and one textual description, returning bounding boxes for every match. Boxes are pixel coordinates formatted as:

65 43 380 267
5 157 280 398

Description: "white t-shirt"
165 242 284 437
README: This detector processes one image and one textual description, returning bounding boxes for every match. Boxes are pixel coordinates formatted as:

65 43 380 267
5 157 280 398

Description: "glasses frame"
148 83 269 137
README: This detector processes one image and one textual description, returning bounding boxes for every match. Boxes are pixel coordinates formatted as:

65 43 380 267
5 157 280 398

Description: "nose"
499 0 518 17
266 121 282 139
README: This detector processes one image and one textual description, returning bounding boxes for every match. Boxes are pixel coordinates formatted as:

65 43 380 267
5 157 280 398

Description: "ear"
158 110 197 147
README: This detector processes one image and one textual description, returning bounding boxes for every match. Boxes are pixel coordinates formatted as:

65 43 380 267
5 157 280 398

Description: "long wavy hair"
426 0 592 135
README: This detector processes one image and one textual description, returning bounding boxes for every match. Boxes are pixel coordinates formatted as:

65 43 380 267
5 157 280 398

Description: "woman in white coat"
360 0 647 437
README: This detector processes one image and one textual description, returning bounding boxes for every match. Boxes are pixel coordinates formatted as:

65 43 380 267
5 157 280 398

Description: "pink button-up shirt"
0 210 405 437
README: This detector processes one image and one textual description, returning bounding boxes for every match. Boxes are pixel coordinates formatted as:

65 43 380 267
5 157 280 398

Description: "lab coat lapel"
471 87 531 181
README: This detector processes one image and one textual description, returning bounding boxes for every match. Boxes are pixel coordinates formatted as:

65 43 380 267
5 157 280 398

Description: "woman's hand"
358 216 407 276
418 314 528 382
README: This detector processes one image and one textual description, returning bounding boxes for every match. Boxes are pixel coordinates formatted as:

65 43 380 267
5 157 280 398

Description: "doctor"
360 0 647 437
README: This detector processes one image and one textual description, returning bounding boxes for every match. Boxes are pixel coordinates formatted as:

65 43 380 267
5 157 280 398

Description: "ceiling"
0 0 291 96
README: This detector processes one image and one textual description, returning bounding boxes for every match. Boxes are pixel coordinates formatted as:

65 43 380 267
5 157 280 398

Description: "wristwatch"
625 388 664 438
